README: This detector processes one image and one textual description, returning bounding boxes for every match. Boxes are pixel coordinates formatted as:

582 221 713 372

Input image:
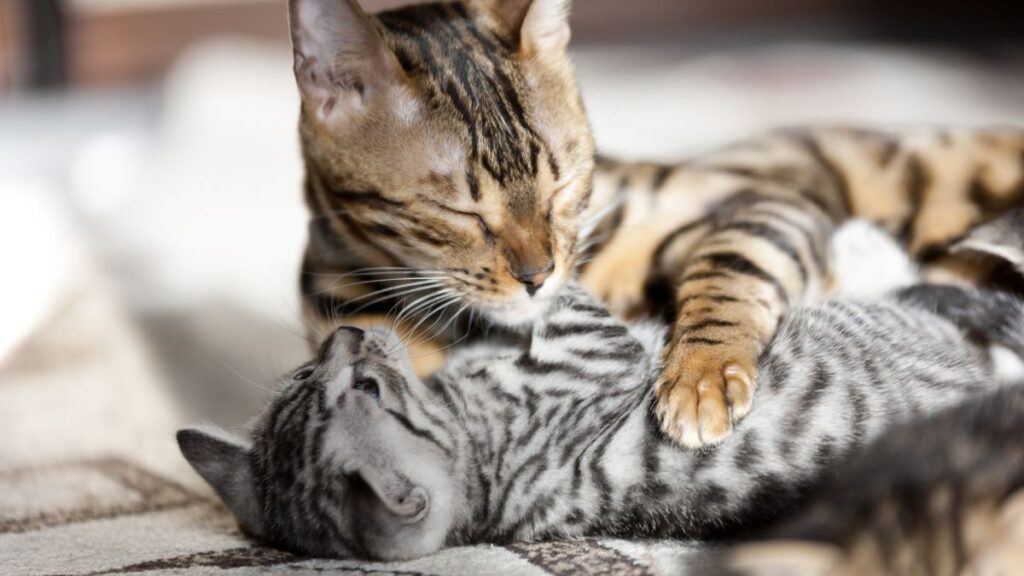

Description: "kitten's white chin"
480 297 551 328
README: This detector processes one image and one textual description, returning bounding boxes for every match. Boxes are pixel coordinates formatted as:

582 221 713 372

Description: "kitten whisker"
219 361 275 394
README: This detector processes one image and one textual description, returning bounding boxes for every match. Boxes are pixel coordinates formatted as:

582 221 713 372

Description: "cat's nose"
512 261 554 297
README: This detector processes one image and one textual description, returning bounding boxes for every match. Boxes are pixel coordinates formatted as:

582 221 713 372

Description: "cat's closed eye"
451 209 495 244
424 199 495 244
474 214 496 244
354 377 381 401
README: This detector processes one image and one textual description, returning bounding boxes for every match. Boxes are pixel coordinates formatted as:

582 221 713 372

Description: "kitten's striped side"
180 282 1024 560
699 385 1024 576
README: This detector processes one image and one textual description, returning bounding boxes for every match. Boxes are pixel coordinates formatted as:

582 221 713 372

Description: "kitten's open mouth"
356 466 430 524
389 486 430 524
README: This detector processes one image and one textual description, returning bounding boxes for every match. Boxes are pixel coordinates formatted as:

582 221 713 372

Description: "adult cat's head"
290 0 595 325
178 327 467 560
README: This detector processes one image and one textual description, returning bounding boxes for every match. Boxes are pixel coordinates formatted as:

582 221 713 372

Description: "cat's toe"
656 344 758 448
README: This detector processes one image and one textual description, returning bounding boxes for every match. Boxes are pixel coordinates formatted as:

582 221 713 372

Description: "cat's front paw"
655 341 758 448
581 246 652 319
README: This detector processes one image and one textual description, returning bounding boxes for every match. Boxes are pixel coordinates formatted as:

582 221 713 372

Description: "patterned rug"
0 273 700 576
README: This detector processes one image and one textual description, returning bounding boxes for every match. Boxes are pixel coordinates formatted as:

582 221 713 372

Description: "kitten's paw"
655 343 757 448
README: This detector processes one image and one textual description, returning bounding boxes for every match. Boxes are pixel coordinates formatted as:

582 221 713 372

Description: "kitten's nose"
512 261 554 297
322 326 365 360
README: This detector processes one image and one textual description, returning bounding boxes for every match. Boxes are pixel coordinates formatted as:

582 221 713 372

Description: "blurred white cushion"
0 183 84 365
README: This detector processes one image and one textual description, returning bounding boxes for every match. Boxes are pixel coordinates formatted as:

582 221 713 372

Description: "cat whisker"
577 198 623 242
572 257 596 271
335 268 448 282
313 275 447 297
432 300 473 341
390 290 451 333
340 270 448 279
393 290 457 331
404 294 465 349
409 301 474 356
381 283 454 344
339 278 443 305
303 269 448 281
346 282 444 317
411 291 468 340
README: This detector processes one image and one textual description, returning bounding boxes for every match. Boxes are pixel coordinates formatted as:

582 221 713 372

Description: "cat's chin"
479 297 551 329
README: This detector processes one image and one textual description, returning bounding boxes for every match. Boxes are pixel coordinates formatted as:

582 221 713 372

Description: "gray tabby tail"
178 282 1022 560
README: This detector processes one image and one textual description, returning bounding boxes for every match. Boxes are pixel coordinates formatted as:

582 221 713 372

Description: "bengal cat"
290 0 1024 447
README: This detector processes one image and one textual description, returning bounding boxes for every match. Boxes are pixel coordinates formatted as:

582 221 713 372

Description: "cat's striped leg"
654 192 833 447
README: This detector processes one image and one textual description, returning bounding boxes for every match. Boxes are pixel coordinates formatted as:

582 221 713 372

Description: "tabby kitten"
179 280 1024 559
952 205 1024 285
292 0 1024 447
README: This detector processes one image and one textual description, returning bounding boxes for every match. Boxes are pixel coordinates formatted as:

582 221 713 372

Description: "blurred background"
2 0 1024 445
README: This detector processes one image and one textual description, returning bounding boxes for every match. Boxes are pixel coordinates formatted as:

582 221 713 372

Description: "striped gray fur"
688 384 1024 576
179 283 1022 560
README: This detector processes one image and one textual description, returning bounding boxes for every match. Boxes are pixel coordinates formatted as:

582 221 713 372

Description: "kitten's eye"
353 378 380 401
293 366 315 381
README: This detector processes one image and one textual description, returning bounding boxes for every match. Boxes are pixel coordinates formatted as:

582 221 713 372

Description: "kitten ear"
288 0 404 121
177 427 264 536
476 0 571 57
951 208 1024 274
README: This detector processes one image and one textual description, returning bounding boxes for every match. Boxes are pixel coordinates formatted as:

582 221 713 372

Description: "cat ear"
177 427 264 536
288 0 404 121
476 0 571 57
